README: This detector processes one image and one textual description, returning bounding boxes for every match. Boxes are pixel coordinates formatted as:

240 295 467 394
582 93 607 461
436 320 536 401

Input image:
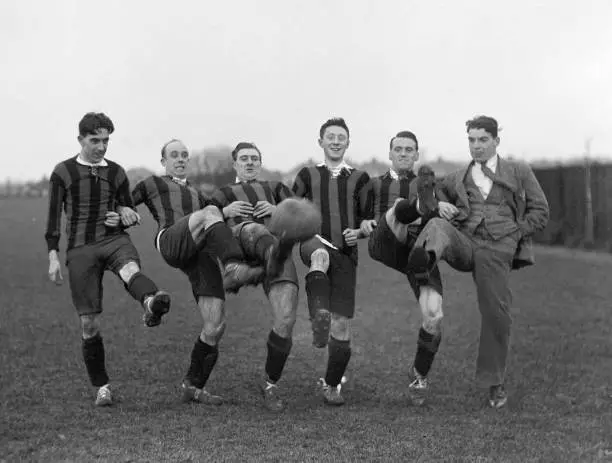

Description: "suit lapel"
491 157 519 193
455 165 471 204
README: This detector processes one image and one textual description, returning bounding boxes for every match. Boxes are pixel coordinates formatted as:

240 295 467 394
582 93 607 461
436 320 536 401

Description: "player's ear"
77 135 84 146
160 156 167 167
494 137 500 148
318 138 324 149
415 150 420 162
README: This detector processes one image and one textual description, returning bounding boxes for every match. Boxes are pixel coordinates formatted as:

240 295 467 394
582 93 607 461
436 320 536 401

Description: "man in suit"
404 115 549 408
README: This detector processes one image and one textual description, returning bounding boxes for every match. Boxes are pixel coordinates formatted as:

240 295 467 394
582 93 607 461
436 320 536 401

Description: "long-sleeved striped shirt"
132 175 212 236
45 156 132 252
211 180 293 227
292 165 371 253
368 170 418 221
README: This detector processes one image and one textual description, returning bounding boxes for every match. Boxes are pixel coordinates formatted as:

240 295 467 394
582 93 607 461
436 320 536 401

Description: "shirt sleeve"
361 176 375 221
44 171 65 252
210 187 230 209
357 172 373 222
292 168 309 198
274 182 293 203
115 167 134 208
131 180 147 207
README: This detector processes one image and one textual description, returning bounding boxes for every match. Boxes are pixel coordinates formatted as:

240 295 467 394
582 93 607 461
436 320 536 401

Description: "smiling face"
319 125 349 163
233 148 262 182
389 137 419 173
467 128 499 163
78 129 110 163
161 140 190 178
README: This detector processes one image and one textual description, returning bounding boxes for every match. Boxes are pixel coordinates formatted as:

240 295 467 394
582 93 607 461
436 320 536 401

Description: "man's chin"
325 151 345 160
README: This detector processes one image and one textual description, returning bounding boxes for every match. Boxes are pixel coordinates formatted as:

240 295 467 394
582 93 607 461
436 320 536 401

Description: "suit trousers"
414 218 518 386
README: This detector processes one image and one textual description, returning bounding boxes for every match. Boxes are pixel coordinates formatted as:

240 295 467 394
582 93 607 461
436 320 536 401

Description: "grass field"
1 198 611 462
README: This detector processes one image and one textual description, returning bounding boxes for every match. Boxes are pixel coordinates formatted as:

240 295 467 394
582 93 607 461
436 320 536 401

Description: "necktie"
479 161 495 181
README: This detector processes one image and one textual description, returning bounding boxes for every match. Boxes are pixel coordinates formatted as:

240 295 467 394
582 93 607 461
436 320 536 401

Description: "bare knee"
269 282 298 338
419 286 444 334
239 222 272 257
240 222 268 239
118 261 140 283
330 313 350 341
80 314 100 339
201 320 226 346
190 205 224 235
310 248 330 273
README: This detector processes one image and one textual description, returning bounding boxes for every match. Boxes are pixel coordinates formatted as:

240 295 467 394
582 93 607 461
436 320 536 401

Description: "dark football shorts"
299 236 357 319
66 234 140 316
231 222 299 293
156 214 225 300
368 211 443 299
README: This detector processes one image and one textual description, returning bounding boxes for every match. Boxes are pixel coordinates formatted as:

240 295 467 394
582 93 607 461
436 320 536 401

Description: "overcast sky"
1 0 611 181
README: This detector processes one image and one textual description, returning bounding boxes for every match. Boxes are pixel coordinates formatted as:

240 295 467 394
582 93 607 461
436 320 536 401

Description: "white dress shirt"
471 155 498 199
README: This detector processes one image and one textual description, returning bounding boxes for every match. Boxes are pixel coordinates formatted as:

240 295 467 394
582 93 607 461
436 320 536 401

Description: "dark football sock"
186 338 219 389
324 336 352 387
200 222 244 264
395 199 420 224
254 235 276 262
125 272 158 303
265 330 293 383
82 334 109 387
413 327 442 377
305 270 331 320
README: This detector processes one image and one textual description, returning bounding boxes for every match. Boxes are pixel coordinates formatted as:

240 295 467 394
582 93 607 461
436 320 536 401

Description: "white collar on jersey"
170 176 187 186
388 168 415 181
317 161 353 178
235 177 260 184
76 155 108 167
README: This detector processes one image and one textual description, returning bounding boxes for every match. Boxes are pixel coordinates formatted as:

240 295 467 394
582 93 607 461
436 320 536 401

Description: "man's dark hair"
78 112 114 137
466 115 500 138
160 138 183 158
232 142 262 161
390 131 419 151
319 117 350 139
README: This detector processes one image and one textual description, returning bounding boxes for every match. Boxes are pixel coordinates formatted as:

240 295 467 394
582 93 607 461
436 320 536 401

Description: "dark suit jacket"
436 156 549 269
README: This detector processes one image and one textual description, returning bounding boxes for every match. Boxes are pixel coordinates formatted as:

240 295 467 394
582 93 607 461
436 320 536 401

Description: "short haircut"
160 138 184 158
78 112 114 137
232 142 262 161
319 117 350 139
466 115 500 138
390 131 419 151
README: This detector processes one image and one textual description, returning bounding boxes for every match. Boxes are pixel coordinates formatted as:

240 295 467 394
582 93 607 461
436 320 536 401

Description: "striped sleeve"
44 170 66 252
211 187 231 209
115 166 134 208
131 179 147 207
292 168 310 199
356 171 372 222
198 190 212 209
273 181 293 203
361 176 375 222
